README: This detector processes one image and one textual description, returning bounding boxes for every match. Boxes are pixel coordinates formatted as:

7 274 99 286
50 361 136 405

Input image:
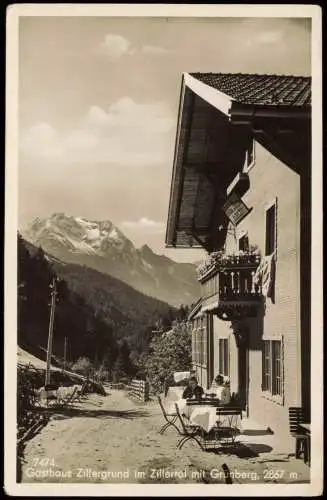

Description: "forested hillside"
18 235 187 378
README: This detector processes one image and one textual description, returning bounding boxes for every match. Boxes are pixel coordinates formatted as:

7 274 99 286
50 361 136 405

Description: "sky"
18 16 311 262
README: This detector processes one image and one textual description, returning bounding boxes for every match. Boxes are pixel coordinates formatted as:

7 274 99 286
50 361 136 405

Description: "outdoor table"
188 405 218 433
183 401 242 449
299 423 311 434
186 400 242 434
297 422 311 466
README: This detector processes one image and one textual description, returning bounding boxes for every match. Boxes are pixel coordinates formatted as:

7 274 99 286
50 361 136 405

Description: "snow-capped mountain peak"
21 213 200 306
23 213 132 256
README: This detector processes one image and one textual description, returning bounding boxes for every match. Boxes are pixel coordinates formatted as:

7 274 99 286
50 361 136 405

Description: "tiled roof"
189 72 311 107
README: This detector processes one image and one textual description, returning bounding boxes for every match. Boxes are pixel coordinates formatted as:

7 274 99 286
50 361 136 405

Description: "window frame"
218 338 229 378
264 197 278 259
192 315 207 369
243 139 255 173
261 336 284 405
238 231 250 252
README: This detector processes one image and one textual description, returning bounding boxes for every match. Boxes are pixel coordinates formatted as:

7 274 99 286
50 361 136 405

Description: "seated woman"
182 376 204 400
210 374 231 405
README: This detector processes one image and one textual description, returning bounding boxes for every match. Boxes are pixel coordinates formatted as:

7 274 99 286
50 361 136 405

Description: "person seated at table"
210 374 231 405
182 376 204 400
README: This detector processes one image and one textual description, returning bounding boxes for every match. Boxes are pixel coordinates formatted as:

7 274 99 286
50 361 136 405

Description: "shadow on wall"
245 307 265 351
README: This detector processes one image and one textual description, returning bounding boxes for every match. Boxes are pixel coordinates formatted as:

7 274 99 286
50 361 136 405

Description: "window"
244 140 255 172
265 202 277 256
192 327 196 363
218 338 229 377
239 234 249 252
201 317 207 367
272 341 282 396
192 316 207 367
192 320 199 365
262 339 283 397
262 341 271 392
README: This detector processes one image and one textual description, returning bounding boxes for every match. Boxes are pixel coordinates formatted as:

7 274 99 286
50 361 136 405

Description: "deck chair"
289 407 310 465
175 403 204 450
157 395 180 435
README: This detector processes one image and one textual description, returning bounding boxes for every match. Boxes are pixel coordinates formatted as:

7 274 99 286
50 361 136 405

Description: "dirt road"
20 389 310 484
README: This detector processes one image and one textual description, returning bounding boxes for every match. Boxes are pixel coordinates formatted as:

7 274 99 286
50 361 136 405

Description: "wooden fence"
128 379 149 403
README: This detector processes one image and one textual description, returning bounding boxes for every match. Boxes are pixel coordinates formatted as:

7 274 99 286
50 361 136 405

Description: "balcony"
197 252 262 321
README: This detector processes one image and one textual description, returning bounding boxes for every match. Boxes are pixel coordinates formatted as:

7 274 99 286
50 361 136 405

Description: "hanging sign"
223 192 251 226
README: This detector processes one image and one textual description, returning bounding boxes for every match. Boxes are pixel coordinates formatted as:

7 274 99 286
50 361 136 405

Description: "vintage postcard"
5 3 323 497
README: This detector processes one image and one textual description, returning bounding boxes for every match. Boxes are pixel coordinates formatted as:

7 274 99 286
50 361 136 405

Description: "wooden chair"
289 407 310 465
175 403 204 450
157 396 180 435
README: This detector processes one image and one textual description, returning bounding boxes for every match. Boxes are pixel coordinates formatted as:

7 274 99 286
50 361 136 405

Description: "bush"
94 365 109 382
17 366 37 427
71 356 93 376
138 321 192 395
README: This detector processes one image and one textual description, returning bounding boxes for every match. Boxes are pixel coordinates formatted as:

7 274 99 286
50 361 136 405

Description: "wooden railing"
219 268 261 301
202 268 261 302
197 253 261 282
129 379 150 403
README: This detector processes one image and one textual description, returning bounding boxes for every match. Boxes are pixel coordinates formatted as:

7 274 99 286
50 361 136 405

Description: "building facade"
165 72 311 446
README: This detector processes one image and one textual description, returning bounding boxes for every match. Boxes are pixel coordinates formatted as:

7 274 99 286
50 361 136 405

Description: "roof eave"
165 73 234 248
165 75 187 247
229 101 311 125
183 72 233 118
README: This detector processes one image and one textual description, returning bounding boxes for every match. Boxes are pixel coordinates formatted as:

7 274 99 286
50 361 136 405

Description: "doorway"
238 339 249 415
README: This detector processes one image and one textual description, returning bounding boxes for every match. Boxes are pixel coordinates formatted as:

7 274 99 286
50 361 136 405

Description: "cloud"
20 97 175 168
254 30 284 44
98 34 135 59
97 34 171 59
141 44 170 55
121 217 165 234
20 122 63 160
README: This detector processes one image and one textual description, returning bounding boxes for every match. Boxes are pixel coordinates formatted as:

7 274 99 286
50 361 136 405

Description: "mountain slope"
22 238 179 356
21 213 200 306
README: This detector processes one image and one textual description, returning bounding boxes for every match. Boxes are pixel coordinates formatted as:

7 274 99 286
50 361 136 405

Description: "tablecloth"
188 405 218 433
187 404 241 433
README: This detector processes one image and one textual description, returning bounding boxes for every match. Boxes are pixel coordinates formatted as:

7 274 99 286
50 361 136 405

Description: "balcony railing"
197 252 262 319
196 251 261 281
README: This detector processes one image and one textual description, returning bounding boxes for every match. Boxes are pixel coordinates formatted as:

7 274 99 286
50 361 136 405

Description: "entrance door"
238 343 249 415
